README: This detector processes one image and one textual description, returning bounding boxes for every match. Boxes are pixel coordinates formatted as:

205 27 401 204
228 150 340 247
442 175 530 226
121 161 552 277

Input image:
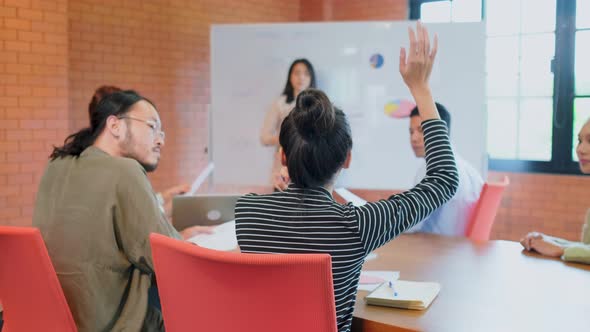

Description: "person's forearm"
410 86 439 121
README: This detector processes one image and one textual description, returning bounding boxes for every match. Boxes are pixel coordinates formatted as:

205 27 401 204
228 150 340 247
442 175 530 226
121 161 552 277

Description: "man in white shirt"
407 103 484 236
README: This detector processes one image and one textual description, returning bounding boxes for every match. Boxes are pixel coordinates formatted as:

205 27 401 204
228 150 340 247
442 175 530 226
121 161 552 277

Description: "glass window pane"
486 36 519 96
520 33 555 96
487 73 520 97
517 98 553 161
577 0 590 29
575 30 590 95
521 0 556 34
421 1 451 23
573 98 590 161
486 0 521 36
486 37 520 75
487 98 518 159
451 0 482 22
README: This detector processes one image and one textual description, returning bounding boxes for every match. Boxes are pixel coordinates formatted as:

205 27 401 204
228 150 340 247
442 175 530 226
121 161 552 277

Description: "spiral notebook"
365 280 441 310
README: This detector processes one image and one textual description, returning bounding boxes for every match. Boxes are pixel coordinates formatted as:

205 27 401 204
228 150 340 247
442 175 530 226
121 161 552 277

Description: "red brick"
0 142 18 152
31 0 58 11
17 8 42 20
0 163 19 175
0 7 17 17
6 193 34 206
4 18 32 30
18 96 44 108
5 63 32 74
33 129 57 140
0 207 21 218
32 86 56 97
21 205 34 218
32 109 57 119
18 30 43 42
5 40 31 52
44 97 67 109
0 51 17 62
1 74 18 84
43 11 66 24
0 120 18 129
5 107 31 119
20 163 43 173
42 119 66 129
69 2 92 13
6 130 33 140
0 97 18 107
19 141 44 151
5 85 31 97
18 52 44 65
6 0 32 8
32 64 66 75
19 119 44 129
44 32 67 45
31 41 58 54
6 152 33 163
0 29 18 40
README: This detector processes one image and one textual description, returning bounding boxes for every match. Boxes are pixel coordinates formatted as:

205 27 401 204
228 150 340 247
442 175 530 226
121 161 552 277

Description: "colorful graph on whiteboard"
383 99 415 119
370 54 384 69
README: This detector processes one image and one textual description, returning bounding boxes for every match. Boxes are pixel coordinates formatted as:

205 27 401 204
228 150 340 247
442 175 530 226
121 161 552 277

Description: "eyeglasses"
118 116 165 140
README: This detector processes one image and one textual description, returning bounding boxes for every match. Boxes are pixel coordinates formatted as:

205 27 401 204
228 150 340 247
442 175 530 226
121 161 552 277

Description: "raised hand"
399 21 438 92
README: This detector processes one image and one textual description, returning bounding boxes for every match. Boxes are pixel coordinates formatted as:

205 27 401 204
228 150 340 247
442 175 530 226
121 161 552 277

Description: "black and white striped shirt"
235 120 458 332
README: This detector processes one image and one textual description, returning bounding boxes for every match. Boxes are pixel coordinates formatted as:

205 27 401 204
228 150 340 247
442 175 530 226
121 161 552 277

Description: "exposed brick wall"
0 0 69 226
300 0 407 21
489 172 590 242
67 0 300 196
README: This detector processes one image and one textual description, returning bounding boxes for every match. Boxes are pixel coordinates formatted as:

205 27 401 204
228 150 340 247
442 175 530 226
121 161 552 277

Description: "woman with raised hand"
236 22 458 332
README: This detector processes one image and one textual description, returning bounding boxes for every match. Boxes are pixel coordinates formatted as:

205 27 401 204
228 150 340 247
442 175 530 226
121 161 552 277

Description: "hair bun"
292 89 335 139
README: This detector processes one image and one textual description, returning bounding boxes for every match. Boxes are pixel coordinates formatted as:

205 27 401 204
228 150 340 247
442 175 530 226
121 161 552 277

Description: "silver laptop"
172 194 241 230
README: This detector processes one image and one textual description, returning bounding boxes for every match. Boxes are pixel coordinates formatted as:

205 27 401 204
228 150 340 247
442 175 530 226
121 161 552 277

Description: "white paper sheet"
187 219 238 251
334 187 367 206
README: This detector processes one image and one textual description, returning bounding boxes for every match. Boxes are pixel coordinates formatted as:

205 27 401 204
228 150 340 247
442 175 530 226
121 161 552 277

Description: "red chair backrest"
150 233 338 332
0 226 77 332
465 176 510 241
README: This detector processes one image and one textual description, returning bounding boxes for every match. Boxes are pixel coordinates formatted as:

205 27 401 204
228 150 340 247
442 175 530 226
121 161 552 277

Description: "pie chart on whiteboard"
370 54 384 69
384 99 415 119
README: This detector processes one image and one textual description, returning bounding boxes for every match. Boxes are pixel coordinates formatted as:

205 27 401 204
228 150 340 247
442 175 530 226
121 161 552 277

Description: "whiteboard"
211 21 486 189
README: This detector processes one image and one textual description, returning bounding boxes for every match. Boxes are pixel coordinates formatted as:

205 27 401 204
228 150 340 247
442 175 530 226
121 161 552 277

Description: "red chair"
150 233 338 332
465 176 510 242
0 226 77 332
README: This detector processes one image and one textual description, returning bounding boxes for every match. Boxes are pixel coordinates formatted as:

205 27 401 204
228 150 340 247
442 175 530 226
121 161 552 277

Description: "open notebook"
365 280 441 310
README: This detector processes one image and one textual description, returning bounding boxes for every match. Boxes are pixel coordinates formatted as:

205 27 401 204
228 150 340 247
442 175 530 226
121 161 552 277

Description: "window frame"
409 0 585 175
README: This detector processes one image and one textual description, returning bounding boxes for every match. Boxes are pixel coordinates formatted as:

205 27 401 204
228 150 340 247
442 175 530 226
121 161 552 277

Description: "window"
410 0 586 174
573 0 590 161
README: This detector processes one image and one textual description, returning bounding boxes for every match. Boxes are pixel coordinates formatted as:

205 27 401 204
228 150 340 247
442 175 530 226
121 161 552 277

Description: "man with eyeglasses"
33 90 210 332
88 85 190 220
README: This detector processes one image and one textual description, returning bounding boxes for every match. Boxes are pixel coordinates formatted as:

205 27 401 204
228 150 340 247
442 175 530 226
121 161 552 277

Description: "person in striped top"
235 22 459 332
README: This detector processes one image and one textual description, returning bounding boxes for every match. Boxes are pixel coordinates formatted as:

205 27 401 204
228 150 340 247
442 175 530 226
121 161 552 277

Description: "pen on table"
388 281 398 297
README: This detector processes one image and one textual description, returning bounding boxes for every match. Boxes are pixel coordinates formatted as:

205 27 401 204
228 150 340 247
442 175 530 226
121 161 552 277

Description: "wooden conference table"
352 234 590 332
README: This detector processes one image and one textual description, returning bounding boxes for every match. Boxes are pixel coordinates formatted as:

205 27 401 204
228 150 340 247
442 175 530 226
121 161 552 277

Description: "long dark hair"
279 89 352 187
50 90 153 160
281 58 316 104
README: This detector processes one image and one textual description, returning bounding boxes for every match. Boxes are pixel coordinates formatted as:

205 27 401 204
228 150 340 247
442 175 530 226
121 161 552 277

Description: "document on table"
187 219 238 251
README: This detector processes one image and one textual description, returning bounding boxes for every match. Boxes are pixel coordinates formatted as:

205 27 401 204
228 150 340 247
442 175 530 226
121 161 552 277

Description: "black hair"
279 89 352 187
281 58 317 104
88 85 122 118
50 90 154 160
409 102 451 135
